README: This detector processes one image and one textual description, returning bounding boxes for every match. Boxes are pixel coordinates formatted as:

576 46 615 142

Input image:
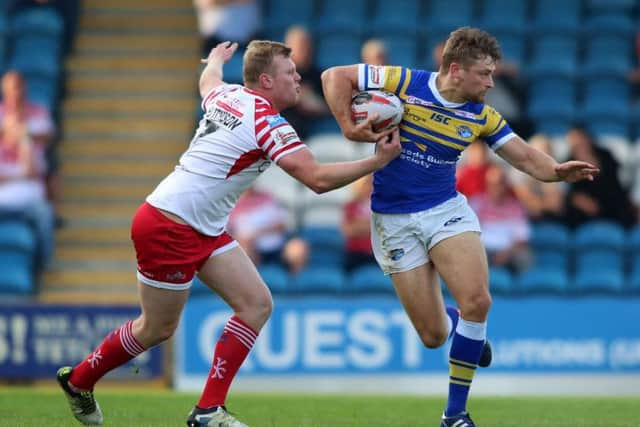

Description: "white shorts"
371 194 481 275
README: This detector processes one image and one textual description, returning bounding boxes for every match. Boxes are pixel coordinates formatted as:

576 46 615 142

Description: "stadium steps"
40 0 198 304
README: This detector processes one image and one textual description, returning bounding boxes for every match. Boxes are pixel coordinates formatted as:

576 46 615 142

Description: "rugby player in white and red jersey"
56 40 401 427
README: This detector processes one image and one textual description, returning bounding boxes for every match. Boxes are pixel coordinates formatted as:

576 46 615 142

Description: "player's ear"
259 73 273 89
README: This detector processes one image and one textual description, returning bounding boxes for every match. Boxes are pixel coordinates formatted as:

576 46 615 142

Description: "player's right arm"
278 129 402 194
321 65 394 142
199 41 238 98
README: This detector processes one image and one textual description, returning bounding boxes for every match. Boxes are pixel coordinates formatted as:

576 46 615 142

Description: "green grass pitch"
0 387 638 426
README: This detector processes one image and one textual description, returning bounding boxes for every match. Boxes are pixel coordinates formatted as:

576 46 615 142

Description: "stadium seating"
582 35 633 80
573 266 625 294
573 221 626 276
315 32 362 70
585 0 636 13
347 264 393 294
528 35 579 79
300 225 345 267
263 0 315 40
424 0 475 37
530 0 581 34
315 0 368 36
529 222 571 270
0 218 37 294
369 0 420 35
477 0 527 35
488 267 513 294
259 263 290 294
517 266 569 295
289 265 345 293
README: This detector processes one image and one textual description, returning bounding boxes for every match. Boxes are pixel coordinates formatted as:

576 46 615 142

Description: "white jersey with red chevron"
146 84 305 236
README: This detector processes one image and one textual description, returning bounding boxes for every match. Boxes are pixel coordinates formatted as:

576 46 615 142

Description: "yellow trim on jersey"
383 66 404 94
450 364 476 381
450 379 472 386
399 69 412 98
401 124 467 151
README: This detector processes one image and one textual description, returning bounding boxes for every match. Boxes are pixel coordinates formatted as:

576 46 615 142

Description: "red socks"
197 315 257 408
69 320 146 391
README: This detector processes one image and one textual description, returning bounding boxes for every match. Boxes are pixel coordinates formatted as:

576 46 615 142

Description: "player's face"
460 56 495 103
269 55 301 109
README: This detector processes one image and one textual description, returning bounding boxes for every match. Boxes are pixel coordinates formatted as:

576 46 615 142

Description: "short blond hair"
441 27 501 71
243 40 292 86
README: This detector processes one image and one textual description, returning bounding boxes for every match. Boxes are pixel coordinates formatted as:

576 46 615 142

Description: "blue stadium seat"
290 266 345 294
582 35 633 79
573 221 626 273
347 264 393 294
258 263 290 294
315 33 362 70
23 75 59 111
584 14 635 39
315 0 367 35
376 35 419 68
527 35 579 79
629 261 640 292
493 33 526 66
424 0 475 37
517 266 569 294
0 250 34 294
572 265 624 294
530 0 580 34
369 0 420 35
11 7 64 59
0 218 37 294
586 0 635 13
627 224 640 256
264 0 315 40
527 79 577 136
529 221 571 270
573 221 626 251
300 226 345 268
478 0 527 35
489 267 513 294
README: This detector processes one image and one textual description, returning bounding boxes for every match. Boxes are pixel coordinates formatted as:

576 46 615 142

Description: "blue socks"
444 316 487 417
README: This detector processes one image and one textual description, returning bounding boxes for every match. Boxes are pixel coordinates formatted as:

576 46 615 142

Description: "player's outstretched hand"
201 41 238 65
345 113 396 143
374 128 402 168
555 160 600 183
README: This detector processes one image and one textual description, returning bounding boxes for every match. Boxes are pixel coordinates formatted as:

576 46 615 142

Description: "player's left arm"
199 41 238 98
496 136 600 183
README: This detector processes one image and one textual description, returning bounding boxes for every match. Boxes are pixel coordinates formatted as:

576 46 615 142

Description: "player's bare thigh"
133 281 190 347
428 231 491 322
390 262 449 348
197 245 273 332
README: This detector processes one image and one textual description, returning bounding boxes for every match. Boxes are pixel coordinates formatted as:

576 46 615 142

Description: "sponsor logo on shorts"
389 248 405 261
167 270 186 282
444 216 464 226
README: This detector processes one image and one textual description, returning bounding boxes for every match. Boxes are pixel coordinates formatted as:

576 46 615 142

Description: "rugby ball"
351 90 403 131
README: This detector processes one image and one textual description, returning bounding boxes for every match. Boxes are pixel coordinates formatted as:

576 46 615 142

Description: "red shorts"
131 202 237 289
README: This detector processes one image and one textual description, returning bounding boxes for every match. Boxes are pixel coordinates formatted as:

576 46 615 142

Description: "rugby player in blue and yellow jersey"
322 27 599 427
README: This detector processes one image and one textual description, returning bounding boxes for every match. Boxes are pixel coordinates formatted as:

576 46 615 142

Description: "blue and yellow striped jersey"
358 64 516 213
